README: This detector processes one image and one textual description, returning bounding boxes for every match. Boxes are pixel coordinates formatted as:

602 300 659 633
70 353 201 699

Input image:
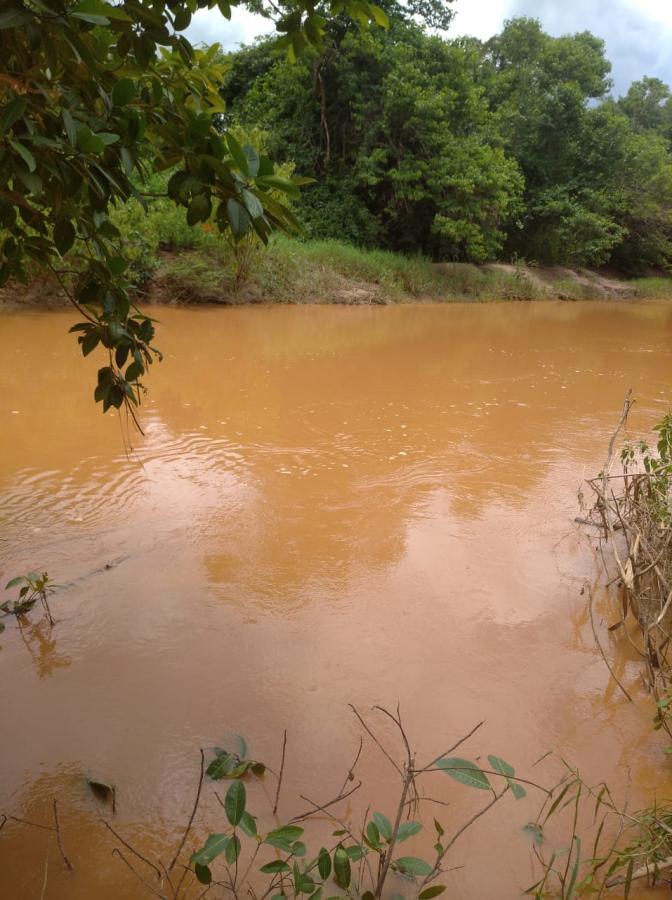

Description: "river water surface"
1 301 672 898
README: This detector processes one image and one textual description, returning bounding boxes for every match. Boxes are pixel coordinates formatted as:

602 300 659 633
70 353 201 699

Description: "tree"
224 18 522 261
0 0 387 419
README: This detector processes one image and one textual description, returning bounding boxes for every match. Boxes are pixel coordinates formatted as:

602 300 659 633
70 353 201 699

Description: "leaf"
317 847 331 879
226 198 251 239
372 812 393 841
112 78 135 107
0 96 27 135
396 821 422 843
260 860 290 874
436 758 491 790
395 857 433 877
333 847 351 889
265 825 304 851
487 755 514 778
344 845 366 861
70 0 112 24
419 887 446 899
365 821 380 848
192 834 229 867
243 144 260 177
256 175 301 199
0 622 5 634
5 576 25 589
240 811 257 837
226 834 241 864
53 220 75 256
77 126 104 155
225 779 246 826
9 140 36 173
487 754 526 799
194 862 212 884
242 189 263 220
62 110 77 147
226 133 249 175
207 753 234 780
187 193 211 226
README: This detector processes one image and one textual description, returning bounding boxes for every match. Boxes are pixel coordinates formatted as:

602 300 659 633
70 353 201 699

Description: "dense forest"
222 11 672 273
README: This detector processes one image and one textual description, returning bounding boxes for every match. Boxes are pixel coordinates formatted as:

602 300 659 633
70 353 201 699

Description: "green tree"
225 20 522 260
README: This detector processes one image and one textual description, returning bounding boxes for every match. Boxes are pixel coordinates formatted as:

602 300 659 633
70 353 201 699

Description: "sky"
186 0 672 97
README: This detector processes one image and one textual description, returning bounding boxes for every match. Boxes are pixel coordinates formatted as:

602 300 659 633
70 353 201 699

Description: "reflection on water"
0 301 671 898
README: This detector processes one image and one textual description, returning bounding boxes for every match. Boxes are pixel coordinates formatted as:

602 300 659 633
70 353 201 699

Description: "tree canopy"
224 14 672 272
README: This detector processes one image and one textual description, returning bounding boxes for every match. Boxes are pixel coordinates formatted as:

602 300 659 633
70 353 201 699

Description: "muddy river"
1 301 672 898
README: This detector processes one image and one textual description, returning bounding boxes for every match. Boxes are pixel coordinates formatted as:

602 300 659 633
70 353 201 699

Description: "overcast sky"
186 0 672 97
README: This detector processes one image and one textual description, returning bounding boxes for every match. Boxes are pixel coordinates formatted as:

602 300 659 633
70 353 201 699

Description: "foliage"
0 0 387 417
224 14 672 273
224 21 523 262
94 706 531 898
1 570 58 626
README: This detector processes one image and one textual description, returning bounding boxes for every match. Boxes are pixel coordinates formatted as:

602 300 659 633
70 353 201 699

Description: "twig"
587 583 633 702
112 848 167 899
40 841 50 900
169 748 205 873
422 788 506 884
102 819 162 880
349 704 402 776
273 730 287 815
291 781 362 822
424 720 485 769
338 736 363 795
7 815 54 832
52 799 73 872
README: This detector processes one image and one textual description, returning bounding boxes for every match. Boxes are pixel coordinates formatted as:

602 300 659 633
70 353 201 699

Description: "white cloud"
186 7 273 50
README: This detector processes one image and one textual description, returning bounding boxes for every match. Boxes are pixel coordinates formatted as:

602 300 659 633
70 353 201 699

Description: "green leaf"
70 0 112 24
396 821 422 843
225 779 246 826
240 811 257 837
436 758 491 790
317 847 331 879
333 847 351 889
372 812 393 841
365 821 380 848
112 78 135 107
487 754 527 799
265 826 304 851
187 193 211 226
395 857 433 877
261 860 290 874
5 576 25 589
242 189 263 220
226 132 249 175
225 834 241 864
191 834 229 867
62 110 77 146
256 175 301 199
0 96 27 135
243 144 260 177
419 886 446 898
53 220 75 256
226 198 251 239
9 140 36 173
194 863 212 884
77 126 104 155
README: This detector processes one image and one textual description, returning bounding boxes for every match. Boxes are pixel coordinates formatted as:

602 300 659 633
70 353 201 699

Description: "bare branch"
273 730 287 816
169 748 205 873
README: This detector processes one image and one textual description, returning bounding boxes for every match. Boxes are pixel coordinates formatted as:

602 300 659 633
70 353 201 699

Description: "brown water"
1 301 671 899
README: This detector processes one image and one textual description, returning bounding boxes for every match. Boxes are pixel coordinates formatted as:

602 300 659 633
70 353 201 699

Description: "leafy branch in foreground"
0 0 387 423
92 705 535 898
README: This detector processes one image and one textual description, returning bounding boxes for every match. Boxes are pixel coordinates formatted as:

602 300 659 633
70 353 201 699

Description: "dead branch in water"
582 392 672 717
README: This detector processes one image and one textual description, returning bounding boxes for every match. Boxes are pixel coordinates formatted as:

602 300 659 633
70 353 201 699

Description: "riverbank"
3 237 672 309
